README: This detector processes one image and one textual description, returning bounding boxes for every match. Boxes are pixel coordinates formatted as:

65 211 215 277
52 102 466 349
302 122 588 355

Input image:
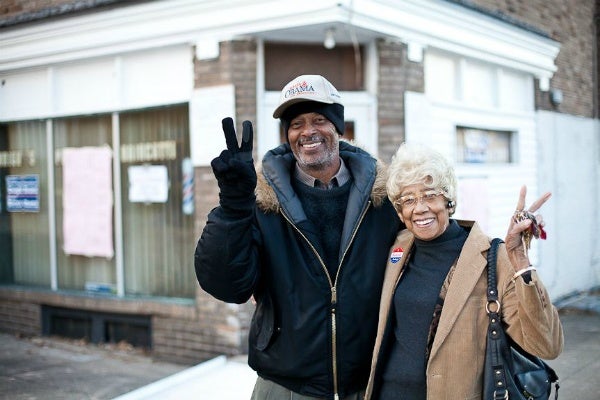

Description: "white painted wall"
0 45 192 121
413 51 538 235
405 91 542 262
190 85 236 166
407 49 556 291
407 48 600 299
536 112 600 297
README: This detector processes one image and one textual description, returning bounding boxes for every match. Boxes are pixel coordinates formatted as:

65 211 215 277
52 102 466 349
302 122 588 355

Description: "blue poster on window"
6 174 40 212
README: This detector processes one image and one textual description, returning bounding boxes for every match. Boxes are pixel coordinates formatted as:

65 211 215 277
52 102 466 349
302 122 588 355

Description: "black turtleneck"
292 178 352 278
379 220 469 400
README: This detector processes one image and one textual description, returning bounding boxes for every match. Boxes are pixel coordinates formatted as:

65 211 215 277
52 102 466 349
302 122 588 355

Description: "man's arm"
193 118 259 303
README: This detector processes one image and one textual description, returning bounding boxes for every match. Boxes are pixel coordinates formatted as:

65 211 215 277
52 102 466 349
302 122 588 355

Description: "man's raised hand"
222 117 253 162
211 117 256 216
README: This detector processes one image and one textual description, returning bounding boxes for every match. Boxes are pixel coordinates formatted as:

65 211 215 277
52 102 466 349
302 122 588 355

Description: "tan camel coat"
364 220 563 400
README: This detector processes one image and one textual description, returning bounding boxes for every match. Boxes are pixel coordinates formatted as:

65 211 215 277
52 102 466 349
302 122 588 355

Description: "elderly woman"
365 143 563 400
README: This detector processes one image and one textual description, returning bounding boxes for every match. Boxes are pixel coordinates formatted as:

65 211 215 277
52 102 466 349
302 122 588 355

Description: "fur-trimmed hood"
255 140 390 214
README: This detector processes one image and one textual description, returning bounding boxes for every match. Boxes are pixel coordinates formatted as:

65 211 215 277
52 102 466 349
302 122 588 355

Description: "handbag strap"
486 238 508 400
486 238 560 400
486 238 502 303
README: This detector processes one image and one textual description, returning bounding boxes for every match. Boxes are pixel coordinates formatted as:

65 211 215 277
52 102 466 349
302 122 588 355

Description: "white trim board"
1 0 559 89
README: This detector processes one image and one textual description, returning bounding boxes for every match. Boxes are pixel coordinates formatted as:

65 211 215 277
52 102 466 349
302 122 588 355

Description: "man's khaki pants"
251 376 365 400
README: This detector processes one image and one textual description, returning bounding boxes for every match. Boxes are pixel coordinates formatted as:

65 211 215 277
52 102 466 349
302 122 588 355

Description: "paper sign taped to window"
6 174 40 212
128 165 169 203
62 146 114 258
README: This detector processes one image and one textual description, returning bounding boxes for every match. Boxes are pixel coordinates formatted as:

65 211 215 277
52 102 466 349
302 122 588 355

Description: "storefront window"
0 121 51 286
456 126 514 164
120 105 195 298
2 106 195 299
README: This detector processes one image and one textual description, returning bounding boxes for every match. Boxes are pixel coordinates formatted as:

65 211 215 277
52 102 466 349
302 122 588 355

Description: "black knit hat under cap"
280 101 345 137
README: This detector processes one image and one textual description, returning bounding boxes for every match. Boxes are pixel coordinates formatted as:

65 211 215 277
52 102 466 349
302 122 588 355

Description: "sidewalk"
112 355 256 400
117 311 600 400
1 291 598 400
116 290 600 400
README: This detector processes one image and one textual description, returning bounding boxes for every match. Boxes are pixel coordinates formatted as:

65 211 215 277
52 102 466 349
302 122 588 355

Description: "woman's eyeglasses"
395 190 444 209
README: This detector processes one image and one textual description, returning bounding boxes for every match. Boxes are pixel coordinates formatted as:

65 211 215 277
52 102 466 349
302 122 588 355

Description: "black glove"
211 117 256 216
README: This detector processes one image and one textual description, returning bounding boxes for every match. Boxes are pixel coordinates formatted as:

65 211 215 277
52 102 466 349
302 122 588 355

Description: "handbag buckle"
493 389 509 400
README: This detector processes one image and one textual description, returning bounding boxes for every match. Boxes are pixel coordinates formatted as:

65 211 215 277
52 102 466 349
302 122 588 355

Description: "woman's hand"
505 185 551 271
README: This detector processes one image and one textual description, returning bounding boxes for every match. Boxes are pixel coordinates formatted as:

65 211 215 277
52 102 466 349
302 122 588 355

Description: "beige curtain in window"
1 121 50 287
54 116 116 291
120 105 195 298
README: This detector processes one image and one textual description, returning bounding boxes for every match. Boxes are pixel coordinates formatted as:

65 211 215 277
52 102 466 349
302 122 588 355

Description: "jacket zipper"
282 200 371 400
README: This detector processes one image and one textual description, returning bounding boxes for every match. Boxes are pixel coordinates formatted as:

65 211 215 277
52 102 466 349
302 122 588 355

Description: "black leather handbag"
483 238 560 400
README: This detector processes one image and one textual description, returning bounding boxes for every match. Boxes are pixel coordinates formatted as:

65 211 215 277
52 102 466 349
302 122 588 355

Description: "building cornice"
0 0 559 88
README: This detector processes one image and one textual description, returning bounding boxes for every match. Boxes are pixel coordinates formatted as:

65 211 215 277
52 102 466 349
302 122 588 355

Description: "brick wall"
147 286 253 365
375 0 597 160
597 4 600 118
0 299 39 337
192 38 257 238
377 39 425 163
467 0 597 118
0 0 142 27
152 297 252 365
1 0 76 17
194 40 257 123
0 287 217 365
191 39 257 359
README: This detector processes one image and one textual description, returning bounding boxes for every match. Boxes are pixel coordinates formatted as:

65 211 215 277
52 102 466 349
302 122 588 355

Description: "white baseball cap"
272 75 343 118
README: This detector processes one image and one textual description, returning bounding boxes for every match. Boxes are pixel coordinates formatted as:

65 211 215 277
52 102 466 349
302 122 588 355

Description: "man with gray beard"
194 75 402 400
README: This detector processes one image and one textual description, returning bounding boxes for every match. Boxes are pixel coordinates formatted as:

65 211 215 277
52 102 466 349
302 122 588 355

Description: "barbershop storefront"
0 0 563 364
0 104 201 358
1 106 194 297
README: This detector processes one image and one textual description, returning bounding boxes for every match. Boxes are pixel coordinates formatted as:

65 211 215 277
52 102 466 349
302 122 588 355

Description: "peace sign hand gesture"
505 185 551 272
210 117 256 216
221 117 254 162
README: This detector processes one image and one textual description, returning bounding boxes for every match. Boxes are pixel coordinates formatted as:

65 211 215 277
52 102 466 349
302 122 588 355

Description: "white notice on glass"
128 165 169 203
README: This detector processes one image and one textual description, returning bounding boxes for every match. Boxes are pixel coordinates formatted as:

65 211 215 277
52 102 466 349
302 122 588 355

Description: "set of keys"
513 210 547 252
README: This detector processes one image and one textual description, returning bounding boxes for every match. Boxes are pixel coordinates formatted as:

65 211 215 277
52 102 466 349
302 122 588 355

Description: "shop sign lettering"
121 140 177 163
0 149 36 168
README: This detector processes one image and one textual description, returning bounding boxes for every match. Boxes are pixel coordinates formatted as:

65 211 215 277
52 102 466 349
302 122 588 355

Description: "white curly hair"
387 142 457 215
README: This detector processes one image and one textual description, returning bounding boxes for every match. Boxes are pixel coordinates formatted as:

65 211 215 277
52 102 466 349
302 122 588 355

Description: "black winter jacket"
194 141 401 399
